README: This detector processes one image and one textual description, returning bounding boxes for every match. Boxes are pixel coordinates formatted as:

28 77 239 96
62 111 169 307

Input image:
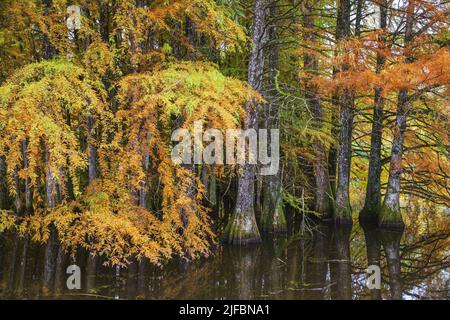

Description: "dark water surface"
0 222 448 300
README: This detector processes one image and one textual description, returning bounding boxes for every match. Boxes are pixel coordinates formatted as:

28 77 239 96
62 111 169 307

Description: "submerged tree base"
222 210 261 245
260 202 287 234
359 206 379 224
333 207 353 225
378 205 405 229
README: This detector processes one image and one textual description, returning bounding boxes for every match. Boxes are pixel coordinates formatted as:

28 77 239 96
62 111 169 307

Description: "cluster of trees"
0 0 448 290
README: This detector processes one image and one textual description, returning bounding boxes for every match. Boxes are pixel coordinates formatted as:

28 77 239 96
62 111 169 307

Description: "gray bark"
303 0 331 218
0 156 9 209
86 116 99 291
361 1 388 221
380 90 408 227
43 148 57 291
334 0 354 224
380 0 414 228
224 0 267 244
87 116 97 183
335 90 353 223
359 1 388 221
260 3 287 233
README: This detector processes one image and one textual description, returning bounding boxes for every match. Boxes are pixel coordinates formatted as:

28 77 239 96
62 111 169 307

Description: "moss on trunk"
333 206 353 225
260 178 287 233
378 204 404 229
261 199 287 233
222 210 261 245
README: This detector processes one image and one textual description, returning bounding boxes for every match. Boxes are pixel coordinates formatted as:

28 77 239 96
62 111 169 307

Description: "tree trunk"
328 114 338 200
360 1 388 222
85 115 100 291
87 116 97 183
43 148 57 292
380 90 408 228
54 244 68 293
223 0 267 244
260 3 287 233
380 0 414 229
335 89 353 223
261 175 286 233
0 156 9 209
334 0 353 224
42 0 56 60
303 0 331 218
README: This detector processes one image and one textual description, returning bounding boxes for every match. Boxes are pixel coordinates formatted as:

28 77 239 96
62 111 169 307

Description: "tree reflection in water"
0 217 448 300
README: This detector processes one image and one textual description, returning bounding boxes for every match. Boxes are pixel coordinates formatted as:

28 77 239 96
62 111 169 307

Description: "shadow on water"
0 220 448 300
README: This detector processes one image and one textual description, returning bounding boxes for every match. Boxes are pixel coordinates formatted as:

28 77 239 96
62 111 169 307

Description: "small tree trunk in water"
303 0 331 219
260 3 287 233
87 116 97 185
223 0 267 244
380 0 414 229
335 90 353 223
360 1 388 222
334 0 353 224
86 115 99 291
261 175 286 233
43 149 57 292
361 87 384 220
379 90 408 228
328 113 338 200
41 0 58 291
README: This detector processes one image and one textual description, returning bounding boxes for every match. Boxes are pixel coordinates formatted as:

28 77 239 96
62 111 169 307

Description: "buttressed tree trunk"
260 3 287 233
334 0 354 224
360 1 388 222
223 0 266 244
303 0 331 219
380 0 415 229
